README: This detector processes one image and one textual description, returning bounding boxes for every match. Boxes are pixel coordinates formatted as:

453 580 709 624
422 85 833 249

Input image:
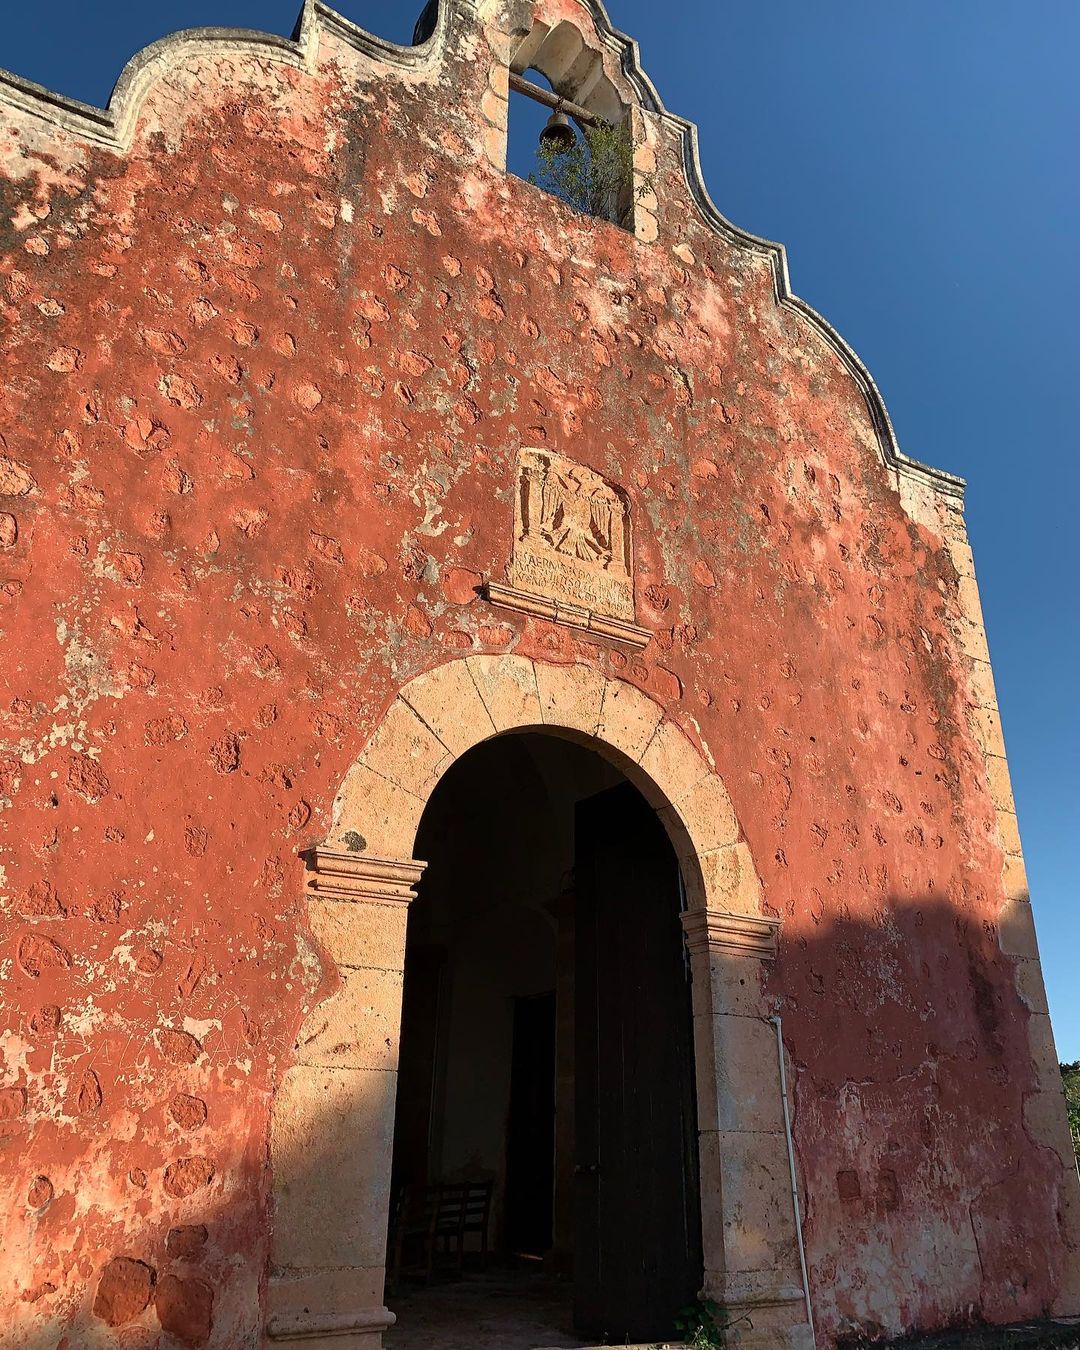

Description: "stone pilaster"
266 847 426 1348
682 908 814 1350
942 506 1080 1315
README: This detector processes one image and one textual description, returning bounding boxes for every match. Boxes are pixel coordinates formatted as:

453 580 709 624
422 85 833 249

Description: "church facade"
0 2 1076 1347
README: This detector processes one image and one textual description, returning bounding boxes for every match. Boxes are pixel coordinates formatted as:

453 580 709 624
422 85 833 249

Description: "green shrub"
528 119 640 226
1062 1061 1080 1158
675 1298 753 1349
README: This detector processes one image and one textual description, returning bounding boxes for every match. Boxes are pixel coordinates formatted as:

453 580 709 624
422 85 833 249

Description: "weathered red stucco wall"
1 2 1076 1346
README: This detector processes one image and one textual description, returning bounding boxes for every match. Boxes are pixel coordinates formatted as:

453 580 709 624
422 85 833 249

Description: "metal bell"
539 109 576 154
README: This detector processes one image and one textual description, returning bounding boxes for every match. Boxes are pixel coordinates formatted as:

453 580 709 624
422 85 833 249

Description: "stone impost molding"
305 846 427 904
682 908 781 959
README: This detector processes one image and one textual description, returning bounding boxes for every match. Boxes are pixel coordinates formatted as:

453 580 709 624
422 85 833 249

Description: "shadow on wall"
774 891 1071 1344
4 887 1073 1349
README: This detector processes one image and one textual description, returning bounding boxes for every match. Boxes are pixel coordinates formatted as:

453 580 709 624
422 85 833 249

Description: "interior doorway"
385 731 703 1347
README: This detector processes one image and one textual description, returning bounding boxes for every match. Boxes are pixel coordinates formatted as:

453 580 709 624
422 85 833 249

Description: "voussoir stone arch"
269 653 804 1347
329 654 761 918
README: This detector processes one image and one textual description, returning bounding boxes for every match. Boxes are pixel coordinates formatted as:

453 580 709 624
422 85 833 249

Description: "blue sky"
3 2 1076 1057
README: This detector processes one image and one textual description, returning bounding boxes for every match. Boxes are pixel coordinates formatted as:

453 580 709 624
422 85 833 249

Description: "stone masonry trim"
305 848 427 905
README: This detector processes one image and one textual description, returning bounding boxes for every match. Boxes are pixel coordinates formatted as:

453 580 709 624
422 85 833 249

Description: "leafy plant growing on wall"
1062 1061 1080 1158
528 118 641 226
675 1298 749 1349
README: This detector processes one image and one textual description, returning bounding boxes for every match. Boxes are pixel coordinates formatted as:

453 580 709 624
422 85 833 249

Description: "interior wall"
437 905 555 1187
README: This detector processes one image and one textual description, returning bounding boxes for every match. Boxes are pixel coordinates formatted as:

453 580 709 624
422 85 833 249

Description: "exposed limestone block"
694 842 764 915
293 968 405 1072
996 807 1023 857
1001 852 1030 903
638 717 711 807
305 898 410 972
1013 956 1049 1015
534 659 607 737
1023 1090 1077 1168
270 1065 398 1270
595 679 664 763
465 653 543 730
659 772 740 855
707 1014 787 1134
332 766 426 858
985 754 1016 812
968 704 1007 758
699 1128 798 1275
998 897 1040 959
358 698 452 799
400 659 498 756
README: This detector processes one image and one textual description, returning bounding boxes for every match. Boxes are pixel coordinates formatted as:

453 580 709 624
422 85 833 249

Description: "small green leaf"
526 118 650 227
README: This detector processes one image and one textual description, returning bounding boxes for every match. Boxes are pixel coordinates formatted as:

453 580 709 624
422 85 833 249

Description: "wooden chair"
388 1179 495 1284
388 1182 440 1285
433 1179 494 1272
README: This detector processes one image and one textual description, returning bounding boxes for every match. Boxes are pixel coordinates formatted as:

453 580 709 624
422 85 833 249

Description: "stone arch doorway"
387 731 704 1344
266 656 814 1350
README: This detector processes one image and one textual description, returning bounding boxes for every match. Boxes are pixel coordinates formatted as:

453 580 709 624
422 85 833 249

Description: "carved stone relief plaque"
486 448 649 647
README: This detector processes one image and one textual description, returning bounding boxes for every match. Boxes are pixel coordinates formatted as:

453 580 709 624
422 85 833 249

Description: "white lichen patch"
183 1015 222 1042
288 928 323 996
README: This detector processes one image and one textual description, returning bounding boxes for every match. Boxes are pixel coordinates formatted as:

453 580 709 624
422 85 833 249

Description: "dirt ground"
384 1271 591 1349
848 1319 1080 1349
384 1274 1080 1350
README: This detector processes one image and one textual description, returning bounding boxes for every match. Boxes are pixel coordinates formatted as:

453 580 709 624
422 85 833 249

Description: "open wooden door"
574 783 703 1341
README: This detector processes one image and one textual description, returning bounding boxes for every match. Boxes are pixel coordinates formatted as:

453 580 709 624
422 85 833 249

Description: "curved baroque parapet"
0 0 963 500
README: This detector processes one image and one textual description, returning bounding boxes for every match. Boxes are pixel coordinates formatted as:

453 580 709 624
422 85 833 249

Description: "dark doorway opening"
386 732 702 1348
505 992 557 1258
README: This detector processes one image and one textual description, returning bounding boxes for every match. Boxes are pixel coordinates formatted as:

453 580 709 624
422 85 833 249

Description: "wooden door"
574 783 703 1341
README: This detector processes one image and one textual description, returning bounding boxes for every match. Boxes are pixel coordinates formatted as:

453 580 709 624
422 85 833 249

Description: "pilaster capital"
305 845 427 905
682 907 781 960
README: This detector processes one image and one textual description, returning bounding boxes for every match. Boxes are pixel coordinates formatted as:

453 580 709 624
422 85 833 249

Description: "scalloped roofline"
0 0 964 501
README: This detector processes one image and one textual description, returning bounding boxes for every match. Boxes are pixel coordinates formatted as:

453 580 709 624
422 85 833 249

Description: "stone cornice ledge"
721 1277 808 1310
485 580 651 649
682 908 781 959
305 846 426 904
266 1305 395 1340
